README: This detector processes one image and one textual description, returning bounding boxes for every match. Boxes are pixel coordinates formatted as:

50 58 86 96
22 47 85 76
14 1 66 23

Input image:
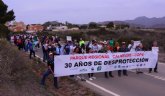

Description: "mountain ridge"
125 16 165 28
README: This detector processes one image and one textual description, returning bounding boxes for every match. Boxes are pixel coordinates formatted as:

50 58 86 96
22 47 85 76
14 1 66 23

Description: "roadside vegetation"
0 40 99 96
38 28 165 52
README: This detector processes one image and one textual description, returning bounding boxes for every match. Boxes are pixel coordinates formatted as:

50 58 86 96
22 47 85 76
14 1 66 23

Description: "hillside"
0 40 55 96
125 16 165 28
97 16 165 28
0 40 99 96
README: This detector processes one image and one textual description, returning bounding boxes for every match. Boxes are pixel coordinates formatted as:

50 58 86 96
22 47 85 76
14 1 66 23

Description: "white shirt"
128 44 136 52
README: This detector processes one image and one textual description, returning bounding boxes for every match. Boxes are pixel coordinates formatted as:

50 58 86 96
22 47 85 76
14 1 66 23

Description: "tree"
88 22 98 29
0 0 15 38
65 21 79 29
106 22 114 29
0 0 15 24
120 24 130 29
115 24 130 30
80 24 88 29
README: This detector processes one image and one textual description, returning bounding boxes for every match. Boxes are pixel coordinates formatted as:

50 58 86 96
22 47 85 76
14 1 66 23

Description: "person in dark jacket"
41 52 58 89
118 42 129 77
64 42 70 55
100 43 114 78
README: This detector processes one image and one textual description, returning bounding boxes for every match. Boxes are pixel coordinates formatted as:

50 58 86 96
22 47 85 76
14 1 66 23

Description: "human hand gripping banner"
54 51 158 77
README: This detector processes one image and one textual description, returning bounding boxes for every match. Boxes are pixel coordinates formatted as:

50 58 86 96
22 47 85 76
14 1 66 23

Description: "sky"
3 0 165 24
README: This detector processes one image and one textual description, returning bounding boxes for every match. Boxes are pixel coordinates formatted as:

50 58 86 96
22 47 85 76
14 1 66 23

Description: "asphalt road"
35 48 165 96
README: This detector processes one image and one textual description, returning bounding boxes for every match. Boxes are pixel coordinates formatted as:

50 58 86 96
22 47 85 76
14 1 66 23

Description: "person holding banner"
149 41 159 73
135 43 144 74
73 46 86 81
99 43 114 78
87 48 97 80
41 52 58 89
118 42 129 77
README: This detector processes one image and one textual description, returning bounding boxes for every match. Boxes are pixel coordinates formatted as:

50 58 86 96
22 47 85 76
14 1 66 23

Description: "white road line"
86 80 120 96
129 70 165 81
159 62 165 66
144 73 165 81
36 55 43 60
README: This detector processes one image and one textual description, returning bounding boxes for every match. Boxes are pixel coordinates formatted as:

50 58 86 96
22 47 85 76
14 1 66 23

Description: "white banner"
54 51 158 77
66 36 72 41
152 47 159 53
133 41 141 48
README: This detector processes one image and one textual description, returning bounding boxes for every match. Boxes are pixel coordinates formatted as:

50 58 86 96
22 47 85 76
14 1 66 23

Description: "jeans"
105 71 113 77
43 51 48 62
41 69 58 88
88 73 94 78
118 70 127 76
25 44 29 52
30 49 35 59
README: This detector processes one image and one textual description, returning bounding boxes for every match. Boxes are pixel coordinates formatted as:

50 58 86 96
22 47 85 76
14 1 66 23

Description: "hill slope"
125 16 165 28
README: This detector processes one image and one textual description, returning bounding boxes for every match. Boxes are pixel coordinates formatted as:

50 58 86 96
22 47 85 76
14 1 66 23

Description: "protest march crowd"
10 34 159 89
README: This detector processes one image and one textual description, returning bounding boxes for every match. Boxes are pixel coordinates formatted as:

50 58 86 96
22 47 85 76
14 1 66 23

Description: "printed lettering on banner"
54 51 158 77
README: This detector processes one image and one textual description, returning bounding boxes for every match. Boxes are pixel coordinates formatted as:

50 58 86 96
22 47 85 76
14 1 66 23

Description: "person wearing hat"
118 42 129 77
41 52 58 89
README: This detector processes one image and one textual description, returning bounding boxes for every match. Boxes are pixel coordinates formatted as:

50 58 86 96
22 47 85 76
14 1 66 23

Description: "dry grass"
0 40 55 96
0 40 99 96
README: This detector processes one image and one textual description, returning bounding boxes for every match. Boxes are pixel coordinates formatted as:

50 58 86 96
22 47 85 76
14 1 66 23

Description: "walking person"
41 52 58 89
29 39 35 59
42 41 48 62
